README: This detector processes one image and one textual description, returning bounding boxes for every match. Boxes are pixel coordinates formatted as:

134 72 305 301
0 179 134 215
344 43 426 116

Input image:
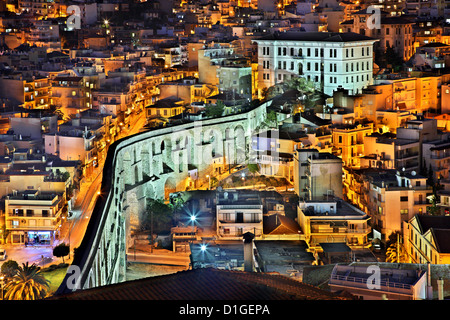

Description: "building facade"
254 31 378 96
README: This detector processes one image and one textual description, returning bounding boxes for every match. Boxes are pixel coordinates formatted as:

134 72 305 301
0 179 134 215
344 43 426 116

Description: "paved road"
0 111 148 269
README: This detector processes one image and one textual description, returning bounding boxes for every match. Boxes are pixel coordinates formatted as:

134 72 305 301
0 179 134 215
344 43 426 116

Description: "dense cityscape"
0 0 448 309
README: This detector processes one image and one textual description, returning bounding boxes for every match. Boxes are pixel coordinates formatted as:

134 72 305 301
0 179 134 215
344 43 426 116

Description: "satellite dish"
402 167 405 172
411 170 416 176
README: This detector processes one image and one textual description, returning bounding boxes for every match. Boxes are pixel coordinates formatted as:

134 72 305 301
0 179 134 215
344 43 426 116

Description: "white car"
0 249 6 260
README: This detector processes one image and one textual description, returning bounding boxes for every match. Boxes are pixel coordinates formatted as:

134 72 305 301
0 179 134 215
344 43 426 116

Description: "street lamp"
206 175 211 190
0 275 4 300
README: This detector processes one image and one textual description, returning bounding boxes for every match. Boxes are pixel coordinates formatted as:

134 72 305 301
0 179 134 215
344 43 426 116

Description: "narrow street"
0 111 147 269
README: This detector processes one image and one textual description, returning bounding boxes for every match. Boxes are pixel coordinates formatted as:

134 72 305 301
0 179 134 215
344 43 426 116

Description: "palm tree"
4 262 50 300
385 242 408 263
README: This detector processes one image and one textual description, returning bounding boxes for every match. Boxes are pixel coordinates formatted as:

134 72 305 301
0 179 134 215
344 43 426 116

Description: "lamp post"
0 275 4 300
206 175 211 190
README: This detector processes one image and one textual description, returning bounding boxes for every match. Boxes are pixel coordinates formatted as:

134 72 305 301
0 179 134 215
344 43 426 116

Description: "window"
400 196 408 202
400 209 409 215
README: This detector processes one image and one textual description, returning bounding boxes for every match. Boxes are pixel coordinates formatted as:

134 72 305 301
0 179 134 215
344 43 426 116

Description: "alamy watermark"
66 5 81 30
366 6 381 30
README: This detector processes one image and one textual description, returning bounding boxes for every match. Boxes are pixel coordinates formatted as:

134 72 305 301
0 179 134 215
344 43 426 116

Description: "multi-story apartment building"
27 19 61 51
0 74 51 109
51 75 92 119
197 42 243 86
345 9 414 61
362 132 421 172
293 149 343 201
251 129 305 183
364 170 431 243
331 122 374 169
254 31 378 97
157 77 218 105
403 214 450 264
44 128 97 178
297 198 372 254
216 190 264 240
4 190 65 245
217 59 253 101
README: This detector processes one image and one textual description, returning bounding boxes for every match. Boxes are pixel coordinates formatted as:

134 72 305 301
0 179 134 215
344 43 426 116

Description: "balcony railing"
330 273 412 291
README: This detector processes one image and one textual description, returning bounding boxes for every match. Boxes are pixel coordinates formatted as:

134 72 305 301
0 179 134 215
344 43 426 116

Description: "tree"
262 110 278 128
385 232 408 263
205 100 225 118
144 198 174 234
1 260 19 278
384 45 404 72
4 262 50 300
248 163 260 176
385 242 408 263
53 242 70 263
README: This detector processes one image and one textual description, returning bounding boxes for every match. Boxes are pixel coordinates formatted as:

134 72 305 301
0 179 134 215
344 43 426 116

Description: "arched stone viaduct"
55 102 269 295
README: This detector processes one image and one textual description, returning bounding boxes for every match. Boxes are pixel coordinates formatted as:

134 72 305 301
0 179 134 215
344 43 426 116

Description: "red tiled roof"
264 214 302 235
51 268 352 300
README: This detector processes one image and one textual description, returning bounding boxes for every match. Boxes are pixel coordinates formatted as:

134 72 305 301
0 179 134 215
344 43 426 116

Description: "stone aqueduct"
56 102 269 295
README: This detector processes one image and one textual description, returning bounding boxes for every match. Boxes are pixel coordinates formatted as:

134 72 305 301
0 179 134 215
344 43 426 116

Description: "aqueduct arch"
55 102 269 294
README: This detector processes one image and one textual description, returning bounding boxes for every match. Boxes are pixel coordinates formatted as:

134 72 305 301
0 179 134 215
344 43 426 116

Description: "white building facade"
254 31 378 97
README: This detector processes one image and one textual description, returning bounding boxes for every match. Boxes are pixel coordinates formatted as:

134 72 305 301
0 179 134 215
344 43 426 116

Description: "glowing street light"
190 215 197 223
206 175 211 190
200 244 207 252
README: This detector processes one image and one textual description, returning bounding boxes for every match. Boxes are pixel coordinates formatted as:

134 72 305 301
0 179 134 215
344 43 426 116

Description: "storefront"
10 230 54 245
27 231 53 245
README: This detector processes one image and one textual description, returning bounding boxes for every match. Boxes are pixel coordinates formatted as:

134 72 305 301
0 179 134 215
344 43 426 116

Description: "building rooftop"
329 264 425 294
216 190 262 206
256 31 376 43
50 267 352 300
300 198 367 218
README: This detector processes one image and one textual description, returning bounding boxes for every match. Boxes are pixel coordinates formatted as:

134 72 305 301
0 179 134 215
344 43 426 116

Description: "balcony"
430 152 450 160
396 152 419 160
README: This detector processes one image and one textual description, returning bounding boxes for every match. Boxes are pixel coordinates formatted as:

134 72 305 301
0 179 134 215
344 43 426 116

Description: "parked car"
372 243 381 253
265 186 277 191
0 249 6 260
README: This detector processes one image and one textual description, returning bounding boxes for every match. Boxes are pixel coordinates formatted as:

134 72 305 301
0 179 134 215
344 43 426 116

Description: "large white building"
253 31 378 96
